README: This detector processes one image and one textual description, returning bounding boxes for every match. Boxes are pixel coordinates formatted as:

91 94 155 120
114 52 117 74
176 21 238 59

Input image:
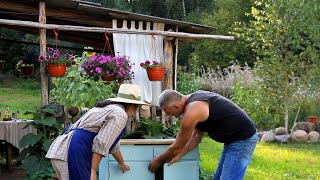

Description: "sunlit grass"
200 137 320 180
0 75 41 119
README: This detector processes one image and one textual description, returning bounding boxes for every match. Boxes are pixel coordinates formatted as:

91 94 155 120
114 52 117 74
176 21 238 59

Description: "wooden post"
39 1 49 106
163 36 174 90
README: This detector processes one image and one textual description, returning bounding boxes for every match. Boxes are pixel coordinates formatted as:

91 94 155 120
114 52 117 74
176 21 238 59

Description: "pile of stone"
259 122 319 143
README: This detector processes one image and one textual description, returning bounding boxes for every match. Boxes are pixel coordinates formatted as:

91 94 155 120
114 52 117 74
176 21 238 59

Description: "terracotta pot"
101 75 115 81
307 116 318 124
21 66 34 76
0 62 4 71
146 67 166 81
48 63 67 77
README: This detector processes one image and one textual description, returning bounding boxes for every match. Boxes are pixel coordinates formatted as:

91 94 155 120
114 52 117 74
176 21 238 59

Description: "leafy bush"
17 104 65 180
50 57 117 108
177 68 201 95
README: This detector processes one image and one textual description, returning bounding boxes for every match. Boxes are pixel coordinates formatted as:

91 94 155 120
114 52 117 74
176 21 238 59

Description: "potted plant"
0 59 5 72
16 60 34 76
38 47 74 77
80 52 134 82
140 60 166 81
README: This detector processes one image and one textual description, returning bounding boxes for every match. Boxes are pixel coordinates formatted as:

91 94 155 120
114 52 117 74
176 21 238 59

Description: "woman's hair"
95 100 125 108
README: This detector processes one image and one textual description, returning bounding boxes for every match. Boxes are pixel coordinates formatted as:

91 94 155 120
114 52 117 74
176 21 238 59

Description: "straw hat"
108 84 148 105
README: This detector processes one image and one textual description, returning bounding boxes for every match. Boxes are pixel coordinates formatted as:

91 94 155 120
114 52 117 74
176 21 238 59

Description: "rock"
275 134 290 143
258 131 264 140
275 127 287 135
261 131 275 142
293 122 316 133
308 131 319 143
291 130 308 142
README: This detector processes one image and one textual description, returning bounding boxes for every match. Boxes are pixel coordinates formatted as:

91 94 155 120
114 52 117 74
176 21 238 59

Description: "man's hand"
119 163 130 173
149 158 162 173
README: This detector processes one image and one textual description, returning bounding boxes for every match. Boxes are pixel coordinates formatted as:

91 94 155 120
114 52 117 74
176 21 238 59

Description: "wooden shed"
0 0 233 124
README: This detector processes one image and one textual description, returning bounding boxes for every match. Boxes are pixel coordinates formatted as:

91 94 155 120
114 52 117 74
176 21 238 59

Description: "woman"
46 84 148 180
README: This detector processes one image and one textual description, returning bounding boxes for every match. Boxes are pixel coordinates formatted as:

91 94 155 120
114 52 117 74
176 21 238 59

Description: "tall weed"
200 63 255 98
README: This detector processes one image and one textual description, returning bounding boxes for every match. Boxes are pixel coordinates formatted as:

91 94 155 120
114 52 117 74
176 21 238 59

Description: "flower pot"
307 116 318 124
21 66 34 76
101 75 115 81
0 62 4 71
146 67 166 81
48 63 67 77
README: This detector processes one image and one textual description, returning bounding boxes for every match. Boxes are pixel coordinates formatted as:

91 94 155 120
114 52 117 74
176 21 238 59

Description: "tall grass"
200 137 320 180
0 74 41 119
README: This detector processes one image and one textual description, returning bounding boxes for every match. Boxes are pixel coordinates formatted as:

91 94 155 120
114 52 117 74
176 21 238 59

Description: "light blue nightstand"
99 139 199 180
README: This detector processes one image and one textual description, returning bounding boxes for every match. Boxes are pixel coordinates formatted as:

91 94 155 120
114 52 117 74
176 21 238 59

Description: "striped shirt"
45 104 128 161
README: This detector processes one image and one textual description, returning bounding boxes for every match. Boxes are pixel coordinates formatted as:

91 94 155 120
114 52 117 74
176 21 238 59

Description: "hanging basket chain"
148 33 162 63
53 28 61 51
103 32 113 56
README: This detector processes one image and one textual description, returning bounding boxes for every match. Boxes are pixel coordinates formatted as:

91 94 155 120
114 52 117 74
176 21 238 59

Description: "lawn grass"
0 74 41 119
200 137 320 180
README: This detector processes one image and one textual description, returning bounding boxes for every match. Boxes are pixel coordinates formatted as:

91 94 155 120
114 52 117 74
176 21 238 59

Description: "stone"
275 127 287 135
261 131 275 142
291 130 308 142
275 134 290 143
308 131 319 143
293 122 315 133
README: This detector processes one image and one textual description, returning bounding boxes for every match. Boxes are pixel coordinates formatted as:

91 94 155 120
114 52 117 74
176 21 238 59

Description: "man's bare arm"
168 129 204 165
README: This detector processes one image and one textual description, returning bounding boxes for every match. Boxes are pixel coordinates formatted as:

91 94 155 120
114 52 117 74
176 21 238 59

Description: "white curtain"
113 20 165 105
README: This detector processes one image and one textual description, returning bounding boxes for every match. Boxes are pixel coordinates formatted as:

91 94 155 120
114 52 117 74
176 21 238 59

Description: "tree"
235 0 320 131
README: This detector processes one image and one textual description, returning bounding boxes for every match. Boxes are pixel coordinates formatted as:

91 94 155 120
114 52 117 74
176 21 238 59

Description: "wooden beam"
0 19 235 40
39 1 49 106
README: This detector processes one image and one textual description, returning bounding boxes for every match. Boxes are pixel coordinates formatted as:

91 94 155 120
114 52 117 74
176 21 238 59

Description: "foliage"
234 0 320 131
200 137 320 180
0 59 5 63
123 119 180 139
140 60 164 69
80 52 134 81
50 56 117 108
177 69 201 95
17 105 65 180
15 59 34 71
38 47 74 66
189 0 255 70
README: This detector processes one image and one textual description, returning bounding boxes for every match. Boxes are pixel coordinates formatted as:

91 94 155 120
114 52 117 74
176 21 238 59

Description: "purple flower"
38 56 45 61
48 47 54 52
95 67 102 74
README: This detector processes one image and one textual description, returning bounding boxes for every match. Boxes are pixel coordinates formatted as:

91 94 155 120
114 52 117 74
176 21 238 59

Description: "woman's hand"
119 163 130 173
90 170 97 180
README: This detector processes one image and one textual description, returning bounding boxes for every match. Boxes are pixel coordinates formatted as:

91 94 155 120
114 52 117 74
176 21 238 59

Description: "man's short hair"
158 89 183 108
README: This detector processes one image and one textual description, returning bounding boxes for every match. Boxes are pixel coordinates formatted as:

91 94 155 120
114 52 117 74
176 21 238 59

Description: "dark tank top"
186 90 256 144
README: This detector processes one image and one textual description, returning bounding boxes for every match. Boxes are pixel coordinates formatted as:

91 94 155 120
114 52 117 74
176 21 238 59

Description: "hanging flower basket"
21 66 34 76
48 63 67 77
101 75 115 81
146 67 166 81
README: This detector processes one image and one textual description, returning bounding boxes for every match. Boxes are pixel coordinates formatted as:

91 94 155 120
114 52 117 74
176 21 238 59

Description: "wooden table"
0 120 36 171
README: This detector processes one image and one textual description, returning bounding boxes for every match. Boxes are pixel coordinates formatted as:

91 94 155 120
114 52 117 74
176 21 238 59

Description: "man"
149 89 258 180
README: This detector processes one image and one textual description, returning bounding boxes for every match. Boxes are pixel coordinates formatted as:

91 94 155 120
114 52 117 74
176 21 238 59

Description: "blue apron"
66 125 126 180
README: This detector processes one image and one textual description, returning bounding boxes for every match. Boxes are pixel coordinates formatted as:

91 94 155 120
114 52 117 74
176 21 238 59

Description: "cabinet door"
163 161 199 180
107 162 155 180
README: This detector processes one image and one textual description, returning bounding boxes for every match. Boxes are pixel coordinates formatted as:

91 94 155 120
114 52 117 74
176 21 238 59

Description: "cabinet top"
120 139 175 145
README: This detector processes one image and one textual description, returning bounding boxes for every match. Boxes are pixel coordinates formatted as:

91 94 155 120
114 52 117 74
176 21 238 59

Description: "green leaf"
19 132 43 148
